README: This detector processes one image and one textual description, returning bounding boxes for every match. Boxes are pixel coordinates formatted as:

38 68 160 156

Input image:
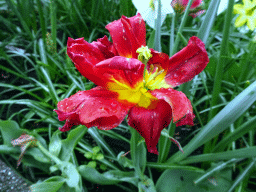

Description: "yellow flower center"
144 64 170 90
107 47 170 108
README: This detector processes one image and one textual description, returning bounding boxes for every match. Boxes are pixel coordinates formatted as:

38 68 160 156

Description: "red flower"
54 13 209 154
171 0 205 18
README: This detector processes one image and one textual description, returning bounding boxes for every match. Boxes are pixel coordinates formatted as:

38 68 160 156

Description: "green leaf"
205 56 217 77
60 162 81 190
59 125 87 162
138 176 156 192
92 146 101 154
88 127 116 158
100 164 108 171
168 80 256 163
26 148 51 163
87 161 97 168
120 0 133 16
208 0 236 119
156 169 231 192
179 146 256 164
0 120 50 164
146 162 204 173
117 151 134 169
49 130 62 157
30 176 65 192
84 152 93 159
0 145 20 154
0 120 25 146
96 153 104 160
197 0 220 43
213 116 256 152
130 127 146 177
79 165 137 185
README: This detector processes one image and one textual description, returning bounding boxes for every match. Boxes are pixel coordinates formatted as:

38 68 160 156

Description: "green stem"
208 0 235 120
169 13 175 56
37 141 62 165
130 127 146 179
154 0 162 52
170 0 193 56
203 0 235 160
50 0 57 54
157 122 176 163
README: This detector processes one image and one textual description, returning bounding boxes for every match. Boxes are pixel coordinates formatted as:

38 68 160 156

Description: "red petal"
67 37 117 85
189 10 205 18
106 13 146 58
128 13 146 47
151 88 195 126
54 87 132 131
148 49 170 70
127 100 172 154
95 56 144 88
166 36 209 87
188 0 202 9
92 36 118 58
173 0 202 9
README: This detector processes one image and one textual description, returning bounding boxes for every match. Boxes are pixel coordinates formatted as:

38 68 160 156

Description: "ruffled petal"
67 37 117 85
166 36 209 87
148 49 170 70
106 13 146 58
127 100 172 154
127 13 146 47
95 56 144 89
151 88 195 126
91 36 118 58
54 87 132 132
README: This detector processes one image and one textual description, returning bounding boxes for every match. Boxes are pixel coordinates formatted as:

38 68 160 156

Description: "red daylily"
54 13 209 154
171 0 205 18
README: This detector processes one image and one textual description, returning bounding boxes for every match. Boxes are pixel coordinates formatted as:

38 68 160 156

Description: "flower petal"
92 36 118 58
95 56 144 89
151 88 195 126
148 49 170 70
165 36 209 87
218 0 239 15
132 0 173 29
67 36 117 85
190 0 203 9
175 0 202 9
106 13 146 58
189 10 205 18
234 15 247 28
54 87 132 132
127 100 172 154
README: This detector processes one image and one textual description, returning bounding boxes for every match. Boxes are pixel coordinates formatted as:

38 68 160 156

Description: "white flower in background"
217 0 239 15
132 0 174 29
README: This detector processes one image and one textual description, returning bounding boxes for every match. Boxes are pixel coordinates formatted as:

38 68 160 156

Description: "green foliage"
1 0 256 191
156 169 232 192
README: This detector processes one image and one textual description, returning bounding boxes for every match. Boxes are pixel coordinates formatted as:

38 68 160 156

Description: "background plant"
0 0 256 191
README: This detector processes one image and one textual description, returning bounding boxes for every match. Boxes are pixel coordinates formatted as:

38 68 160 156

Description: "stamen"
137 46 152 64
153 69 165 80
